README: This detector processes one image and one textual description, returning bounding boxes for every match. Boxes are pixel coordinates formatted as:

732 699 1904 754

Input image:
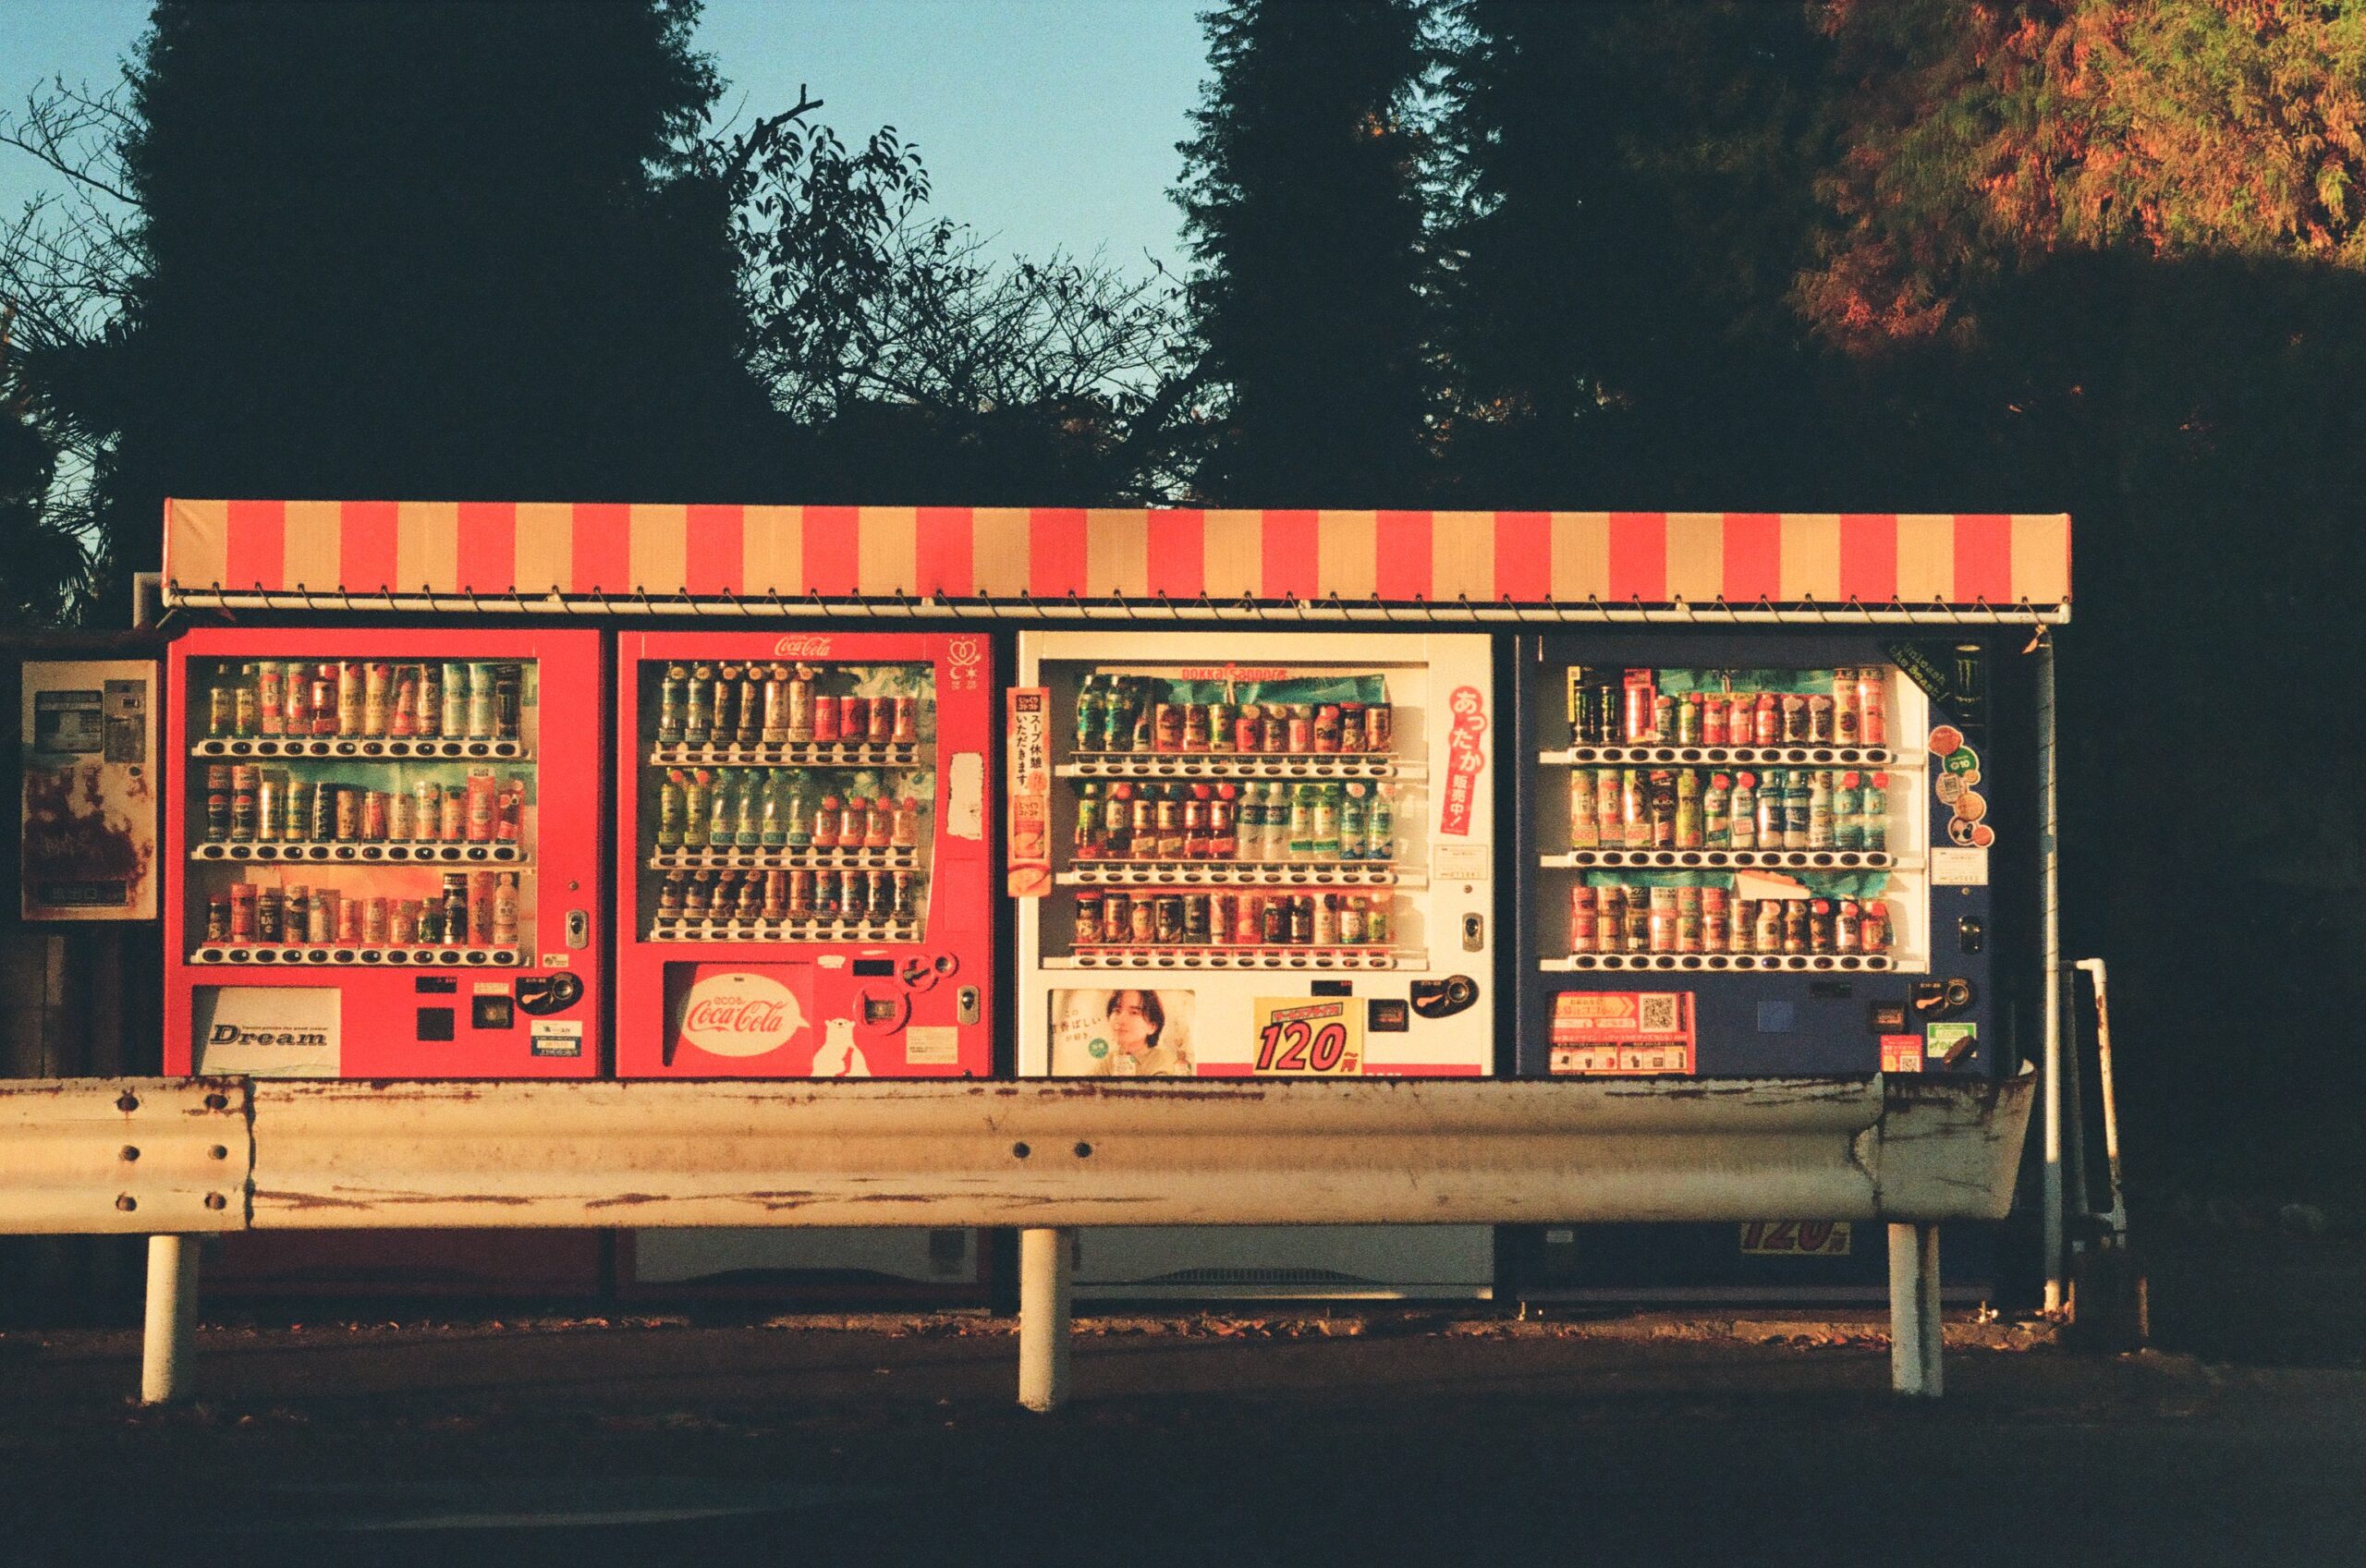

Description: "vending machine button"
471 996 515 1030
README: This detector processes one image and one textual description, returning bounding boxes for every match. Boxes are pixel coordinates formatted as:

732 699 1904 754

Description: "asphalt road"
4 1314 2361 1568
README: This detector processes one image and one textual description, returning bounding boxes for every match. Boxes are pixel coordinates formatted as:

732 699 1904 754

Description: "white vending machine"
1014 631 1497 1297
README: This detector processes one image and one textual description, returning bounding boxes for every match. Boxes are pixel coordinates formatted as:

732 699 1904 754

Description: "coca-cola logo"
772 635 835 659
677 970 806 1058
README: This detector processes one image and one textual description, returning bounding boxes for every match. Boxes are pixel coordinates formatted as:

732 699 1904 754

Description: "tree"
47 0 782 614
1176 0 1439 505
0 310 91 623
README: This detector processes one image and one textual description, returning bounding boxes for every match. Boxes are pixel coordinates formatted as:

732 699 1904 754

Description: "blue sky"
0 0 1207 274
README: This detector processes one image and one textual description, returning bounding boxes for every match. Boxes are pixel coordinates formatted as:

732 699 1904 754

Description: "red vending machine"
164 626 606 1293
613 630 994 1297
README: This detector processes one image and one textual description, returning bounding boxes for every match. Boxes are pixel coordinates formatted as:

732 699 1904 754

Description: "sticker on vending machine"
1547 991 1695 1076
1006 687 1051 896
1250 997 1365 1076
1880 1034 1925 1073
1438 685 1489 838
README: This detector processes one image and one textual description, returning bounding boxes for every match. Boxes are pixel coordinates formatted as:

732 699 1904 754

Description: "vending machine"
163 626 605 1293
613 629 995 1298
1512 632 2007 1298
1016 630 1497 1298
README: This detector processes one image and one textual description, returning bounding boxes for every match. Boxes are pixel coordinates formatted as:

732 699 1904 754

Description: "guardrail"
2 1069 2034 1407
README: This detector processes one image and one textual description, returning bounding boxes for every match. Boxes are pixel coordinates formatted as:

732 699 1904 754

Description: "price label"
1251 997 1364 1076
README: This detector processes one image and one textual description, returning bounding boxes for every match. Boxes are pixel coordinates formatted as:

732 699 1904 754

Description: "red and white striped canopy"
165 501 2071 622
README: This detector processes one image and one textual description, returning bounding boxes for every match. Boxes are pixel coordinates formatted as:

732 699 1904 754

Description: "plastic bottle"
893 796 921 849
1861 772 1889 852
1832 772 1863 851
1369 783 1396 862
1729 772 1757 850
1341 782 1369 860
1783 771 1812 850
1807 771 1834 850
1755 770 1784 848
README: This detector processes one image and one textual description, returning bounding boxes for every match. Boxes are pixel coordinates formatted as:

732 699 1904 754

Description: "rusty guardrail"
0 1070 2034 1404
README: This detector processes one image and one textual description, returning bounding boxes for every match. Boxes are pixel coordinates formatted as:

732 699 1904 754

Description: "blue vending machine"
1511 632 2016 1302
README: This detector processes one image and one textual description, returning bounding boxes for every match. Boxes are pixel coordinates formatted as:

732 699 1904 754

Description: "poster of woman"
1050 989 1197 1076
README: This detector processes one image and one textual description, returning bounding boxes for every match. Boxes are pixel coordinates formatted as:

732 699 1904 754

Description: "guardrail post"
1887 1222 1942 1397
1018 1227 1073 1412
140 1234 200 1405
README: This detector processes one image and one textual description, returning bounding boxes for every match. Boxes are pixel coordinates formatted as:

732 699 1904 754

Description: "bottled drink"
388 666 418 736
492 873 519 946
1752 693 1780 748
1835 899 1861 953
1074 782 1103 858
1783 771 1811 850
1368 783 1395 863
683 770 712 847
440 663 469 739
1340 782 1368 860
1569 770 1600 849
1674 770 1703 849
1782 899 1810 954
1861 772 1889 851
1833 772 1863 851
838 795 865 848
1310 784 1341 859
785 780 813 848
1749 771 1777 849
413 664 439 738
685 665 715 745
737 772 764 846
1675 693 1702 746
1833 670 1859 743
1209 784 1238 860
658 665 689 744
1648 771 1677 848
234 665 260 736
1183 784 1211 858
1128 785 1155 861
1703 772 1731 847
658 771 687 848
761 771 788 848
1807 771 1835 849
1807 898 1834 953
1153 784 1186 859
208 676 235 739
705 771 735 846
893 797 921 849
1101 783 1130 858
864 798 893 850
762 664 792 745
1857 669 1886 747
1701 694 1729 748
1620 769 1648 848
738 667 765 748
1289 783 1316 859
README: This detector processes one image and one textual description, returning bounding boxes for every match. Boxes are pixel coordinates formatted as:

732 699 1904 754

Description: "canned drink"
1258 893 1287 945
389 666 419 736
208 680 235 738
1675 693 1701 747
1701 886 1729 953
1232 704 1262 753
736 669 764 748
1208 890 1238 946
204 766 232 841
333 897 360 945
787 868 815 917
233 673 259 738
1182 703 1211 753
1569 770 1600 849
761 666 790 744
810 685 838 743
274 777 303 840
830 695 861 746
466 662 496 738
388 898 416 944
1153 894 1185 944
1102 889 1130 946
311 667 340 735
787 666 816 742
1569 885 1598 953
429 786 460 842
256 662 285 735
464 768 496 842
806 867 835 918
495 665 522 740
1674 770 1702 849
252 771 281 841
357 896 387 946
329 786 359 841
1807 695 1835 744
1857 670 1886 747
1676 886 1703 953
1728 896 1753 954
761 869 788 920
1231 893 1260 945
415 663 441 738
865 695 893 746
1780 694 1810 744
1128 890 1157 943
1262 707 1290 753
358 662 389 736
468 871 497 946
1701 694 1728 748
1365 699 1393 754
1623 680 1653 743
1619 770 1647 846
441 663 470 738
1833 672 1859 744
893 869 918 920
1648 885 1678 953
301 888 334 944
892 695 919 745
1598 884 1627 953
227 883 257 941
360 790 388 842
1287 706 1314 752
1153 703 1185 753
228 766 259 841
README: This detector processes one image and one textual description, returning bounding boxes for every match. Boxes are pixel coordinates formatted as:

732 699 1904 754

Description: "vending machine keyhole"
956 986 982 1026
1461 913 1485 953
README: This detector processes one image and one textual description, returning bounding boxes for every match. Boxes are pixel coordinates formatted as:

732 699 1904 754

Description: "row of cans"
1569 884 1892 956
1072 889 1393 948
655 663 923 748
1568 668 1888 748
203 765 520 845
205 872 519 947
207 661 522 740
1072 780 1396 863
656 867 921 922
1074 675 1394 756
1569 769 1890 853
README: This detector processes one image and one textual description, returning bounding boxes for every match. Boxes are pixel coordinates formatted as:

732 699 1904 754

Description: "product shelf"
1057 861 1416 888
1045 944 1416 971
1539 745 1907 771
645 916 921 943
187 943 524 967
1541 952 1898 974
647 741 930 769
192 841 528 865
1057 752 1419 783
1539 849 1909 872
647 845 920 871
193 736 530 761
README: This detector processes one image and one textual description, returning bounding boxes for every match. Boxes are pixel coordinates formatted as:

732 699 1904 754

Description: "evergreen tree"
83 0 781 609
1176 0 1438 505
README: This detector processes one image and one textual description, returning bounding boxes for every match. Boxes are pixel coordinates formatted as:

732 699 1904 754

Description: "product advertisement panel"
19 659 159 921
1015 630 1494 1299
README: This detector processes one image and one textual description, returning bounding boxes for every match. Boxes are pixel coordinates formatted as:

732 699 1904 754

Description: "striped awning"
163 501 2071 623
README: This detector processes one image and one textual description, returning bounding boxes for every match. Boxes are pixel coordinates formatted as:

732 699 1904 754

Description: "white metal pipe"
1018 1227 1073 1413
2077 958 2127 1238
140 1234 199 1405
2038 634 2064 1314
1887 1222 1942 1397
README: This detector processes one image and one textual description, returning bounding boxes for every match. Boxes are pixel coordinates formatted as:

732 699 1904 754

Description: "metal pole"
2078 958 2127 1241
1017 1227 1073 1413
2037 633 2064 1314
1887 1222 1943 1397
140 1234 199 1405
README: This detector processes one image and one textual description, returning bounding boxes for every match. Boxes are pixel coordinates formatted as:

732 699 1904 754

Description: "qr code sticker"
1639 994 1681 1034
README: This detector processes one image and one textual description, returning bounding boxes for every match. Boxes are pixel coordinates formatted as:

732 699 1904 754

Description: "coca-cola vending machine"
164 625 605 1293
614 629 995 1299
